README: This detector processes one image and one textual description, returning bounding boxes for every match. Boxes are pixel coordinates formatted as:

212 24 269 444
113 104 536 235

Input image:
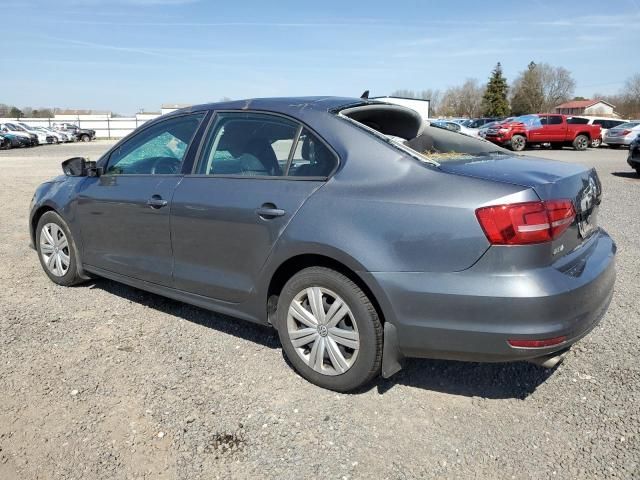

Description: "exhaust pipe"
527 348 570 368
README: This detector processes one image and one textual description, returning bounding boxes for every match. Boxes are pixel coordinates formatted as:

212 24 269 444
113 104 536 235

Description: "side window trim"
284 124 304 176
103 112 205 175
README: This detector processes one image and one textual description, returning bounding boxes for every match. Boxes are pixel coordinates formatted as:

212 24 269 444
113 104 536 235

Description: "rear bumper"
604 136 632 146
371 229 616 363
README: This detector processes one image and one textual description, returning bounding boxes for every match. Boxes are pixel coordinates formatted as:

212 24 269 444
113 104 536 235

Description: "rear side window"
568 117 590 125
196 112 338 178
288 128 338 177
196 112 298 176
548 116 563 125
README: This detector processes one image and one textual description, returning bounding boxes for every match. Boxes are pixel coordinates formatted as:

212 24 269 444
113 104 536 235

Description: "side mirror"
61 157 102 177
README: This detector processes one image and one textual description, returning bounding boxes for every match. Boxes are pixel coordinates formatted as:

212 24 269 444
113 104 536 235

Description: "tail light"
621 129 631 136
508 336 566 348
476 200 575 245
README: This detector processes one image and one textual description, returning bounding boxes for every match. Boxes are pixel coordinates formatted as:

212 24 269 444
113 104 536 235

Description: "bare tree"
538 64 575 112
440 79 484 117
511 62 575 114
593 74 640 119
623 74 640 118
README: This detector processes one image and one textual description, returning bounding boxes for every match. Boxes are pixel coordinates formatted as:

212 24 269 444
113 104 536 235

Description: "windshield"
511 115 542 128
8 123 27 132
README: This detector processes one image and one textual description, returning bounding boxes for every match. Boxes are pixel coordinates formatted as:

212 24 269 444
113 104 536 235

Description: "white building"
554 100 617 117
161 103 192 115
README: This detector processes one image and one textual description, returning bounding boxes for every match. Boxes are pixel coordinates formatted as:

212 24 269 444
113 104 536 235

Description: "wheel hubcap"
40 223 70 277
287 287 359 376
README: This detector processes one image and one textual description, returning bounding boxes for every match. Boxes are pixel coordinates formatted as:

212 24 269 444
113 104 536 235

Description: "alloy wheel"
287 287 360 376
39 223 70 277
577 137 588 150
512 136 525 151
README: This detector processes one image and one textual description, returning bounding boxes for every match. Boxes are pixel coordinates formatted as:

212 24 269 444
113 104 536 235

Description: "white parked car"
7 122 54 144
32 126 67 144
430 120 479 137
567 116 629 147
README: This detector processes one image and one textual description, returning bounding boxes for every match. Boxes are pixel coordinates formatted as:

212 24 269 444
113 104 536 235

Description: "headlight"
499 128 510 133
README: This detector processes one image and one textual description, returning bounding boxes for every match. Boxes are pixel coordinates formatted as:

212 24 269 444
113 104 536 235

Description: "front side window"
106 113 204 175
548 116 563 125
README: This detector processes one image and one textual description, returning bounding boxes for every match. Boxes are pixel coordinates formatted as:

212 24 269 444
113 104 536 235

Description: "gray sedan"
29 97 616 392
603 121 640 148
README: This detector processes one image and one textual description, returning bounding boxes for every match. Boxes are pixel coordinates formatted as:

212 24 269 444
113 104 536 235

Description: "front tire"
81 134 91 142
573 135 589 151
275 267 383 392
510 135 526 151
36 211 83 286
635 168 640 177
591 138 602 148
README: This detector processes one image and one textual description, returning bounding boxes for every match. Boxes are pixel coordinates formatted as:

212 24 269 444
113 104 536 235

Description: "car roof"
180 96 363 116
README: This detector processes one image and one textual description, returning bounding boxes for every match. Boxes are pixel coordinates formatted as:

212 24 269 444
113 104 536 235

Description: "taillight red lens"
508 336 567 348
621 129 631 135
476 200 575 245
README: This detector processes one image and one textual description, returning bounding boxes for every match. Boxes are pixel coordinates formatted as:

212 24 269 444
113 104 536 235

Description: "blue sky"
2 0 639 114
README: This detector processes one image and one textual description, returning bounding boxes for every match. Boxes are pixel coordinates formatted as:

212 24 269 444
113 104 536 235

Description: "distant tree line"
0 104 54 118
393 63 640 119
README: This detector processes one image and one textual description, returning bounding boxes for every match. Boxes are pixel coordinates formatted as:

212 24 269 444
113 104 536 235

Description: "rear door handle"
256 204 286 219
147 195 168 209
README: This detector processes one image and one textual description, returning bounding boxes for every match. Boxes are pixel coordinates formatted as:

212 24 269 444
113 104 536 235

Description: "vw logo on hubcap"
317 325 328 337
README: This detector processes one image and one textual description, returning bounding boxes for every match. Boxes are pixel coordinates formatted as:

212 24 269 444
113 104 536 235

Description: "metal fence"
0 114 162 139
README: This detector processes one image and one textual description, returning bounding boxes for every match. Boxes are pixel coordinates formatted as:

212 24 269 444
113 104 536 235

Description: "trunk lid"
439 154 602 258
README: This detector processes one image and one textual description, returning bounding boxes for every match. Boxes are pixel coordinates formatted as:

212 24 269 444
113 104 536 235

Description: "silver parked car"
603 121 640 148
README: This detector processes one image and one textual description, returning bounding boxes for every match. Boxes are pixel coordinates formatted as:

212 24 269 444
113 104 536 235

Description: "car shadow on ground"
611 171 639 179
92 279 280 350
91 279 555 400
375 358 555 400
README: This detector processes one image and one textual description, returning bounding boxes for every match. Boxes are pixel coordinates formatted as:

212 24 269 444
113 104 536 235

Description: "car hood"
437 154 593 200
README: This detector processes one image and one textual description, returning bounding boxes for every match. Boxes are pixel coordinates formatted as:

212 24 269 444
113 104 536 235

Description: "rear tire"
35 211 83 286
510 135 526 152
275 267 383 392
81 134 90 142
573 135 589 151
591 138 602 148
635 168 640 177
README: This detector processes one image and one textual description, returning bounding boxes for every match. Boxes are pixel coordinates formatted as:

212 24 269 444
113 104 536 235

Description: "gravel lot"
0 141 638 479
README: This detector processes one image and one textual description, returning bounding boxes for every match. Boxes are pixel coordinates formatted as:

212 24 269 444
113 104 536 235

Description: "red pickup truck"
484 114 602 151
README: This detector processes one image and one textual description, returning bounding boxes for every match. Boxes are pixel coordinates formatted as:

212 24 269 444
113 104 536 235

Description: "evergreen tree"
481 62 510 117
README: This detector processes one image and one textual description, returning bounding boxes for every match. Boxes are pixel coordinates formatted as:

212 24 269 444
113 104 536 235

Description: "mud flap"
382 322 404 378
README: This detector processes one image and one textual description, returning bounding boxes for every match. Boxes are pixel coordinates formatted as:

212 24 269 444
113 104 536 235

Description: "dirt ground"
0 141 638 479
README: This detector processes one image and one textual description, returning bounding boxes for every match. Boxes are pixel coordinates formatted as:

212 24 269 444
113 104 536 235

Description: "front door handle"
256 203 286 219
147 195 168 209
